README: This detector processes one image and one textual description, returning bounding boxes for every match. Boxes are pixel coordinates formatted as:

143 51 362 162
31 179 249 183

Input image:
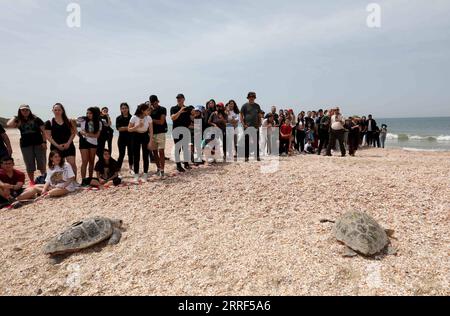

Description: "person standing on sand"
116 103 133 174
78 107 102 181
279 118 292 156
326 107 347 157
44 103 77 180
261 113 274 156
128 103 154 182
149 95 168 178
366 114 377 147
380 124 388 149
7 105 47 185
0 157 40 207
317 109 330 156
347 117 361 157
359 116 367 146
97 107 113 158
240 92 263 162
171 94 192 173
295 112 306 153
0 124 12 161
226 100 240 159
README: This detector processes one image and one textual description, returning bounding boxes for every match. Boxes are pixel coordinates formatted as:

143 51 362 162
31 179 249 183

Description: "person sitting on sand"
304 139 315 154
0 157 40 207
40 150 77 198
90 149 121 187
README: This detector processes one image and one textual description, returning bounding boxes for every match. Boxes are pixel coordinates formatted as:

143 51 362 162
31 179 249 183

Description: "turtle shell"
333 211 389 256
44 217 113 255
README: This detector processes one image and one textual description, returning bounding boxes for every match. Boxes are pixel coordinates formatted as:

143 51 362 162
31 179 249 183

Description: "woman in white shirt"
226 100 240 159
128 103 154 182
78 107 102 180
41 150 77 198
326 107 347 157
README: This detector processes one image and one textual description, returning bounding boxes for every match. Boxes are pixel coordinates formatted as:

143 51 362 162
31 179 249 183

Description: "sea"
380 117 450 152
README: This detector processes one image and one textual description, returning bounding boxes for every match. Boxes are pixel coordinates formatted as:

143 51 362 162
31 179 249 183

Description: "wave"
387 133 450 142
402 147 449 152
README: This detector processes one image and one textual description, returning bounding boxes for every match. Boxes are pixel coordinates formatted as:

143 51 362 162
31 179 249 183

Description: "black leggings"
296 130 306 152
132 132 150 174
117 133 133 170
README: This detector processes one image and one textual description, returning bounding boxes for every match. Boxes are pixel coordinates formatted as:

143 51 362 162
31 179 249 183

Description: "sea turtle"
44 217 123 257
320 211 397 258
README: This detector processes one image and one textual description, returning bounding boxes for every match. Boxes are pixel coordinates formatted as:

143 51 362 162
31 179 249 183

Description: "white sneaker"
133 174 140 183
142 173 149 182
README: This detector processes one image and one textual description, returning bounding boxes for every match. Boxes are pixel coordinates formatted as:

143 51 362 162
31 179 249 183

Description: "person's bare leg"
90 179 100 187
27 172 35 183
80 149 89 179
48 188 69 198
66 156 77 180
159 149 165 171
17 188 39 201
88 148 96 178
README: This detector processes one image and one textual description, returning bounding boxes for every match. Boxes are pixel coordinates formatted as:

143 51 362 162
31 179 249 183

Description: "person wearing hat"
240 92 263 161
170 94 192 172
149 95 168 178
7 105 47 184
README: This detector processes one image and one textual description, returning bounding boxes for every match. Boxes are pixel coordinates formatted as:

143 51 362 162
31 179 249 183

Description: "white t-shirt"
45 162 78 192
130 115 152 133
227 112 240 127
331 115 345 130
79 119 102 145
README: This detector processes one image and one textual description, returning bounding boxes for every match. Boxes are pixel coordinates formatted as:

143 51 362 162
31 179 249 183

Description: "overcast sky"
1 0 450 120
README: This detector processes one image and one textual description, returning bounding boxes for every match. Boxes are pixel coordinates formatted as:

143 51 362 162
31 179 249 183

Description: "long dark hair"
206 99 216 111
48 150 65 169
120 103 130 116
53 103 73 131
17 105 37 124
227 100 240 115
135 103 150 117
84 107 101 133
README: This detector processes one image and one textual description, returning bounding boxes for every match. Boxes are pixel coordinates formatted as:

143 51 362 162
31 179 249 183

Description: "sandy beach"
0 128 449 296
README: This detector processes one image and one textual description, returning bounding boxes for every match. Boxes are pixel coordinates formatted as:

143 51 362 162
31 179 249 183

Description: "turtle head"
111 219 123 228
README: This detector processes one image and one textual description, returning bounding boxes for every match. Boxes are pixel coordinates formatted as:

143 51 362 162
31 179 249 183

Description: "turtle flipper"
342 247 358 258
108 228 122 245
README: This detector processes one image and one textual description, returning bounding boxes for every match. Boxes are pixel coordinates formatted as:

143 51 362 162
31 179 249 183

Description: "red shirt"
0 168 26 186
280 124 292 139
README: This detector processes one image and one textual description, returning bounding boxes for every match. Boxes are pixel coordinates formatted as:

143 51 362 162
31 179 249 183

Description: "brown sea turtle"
321 211 397 258
44 217 123 257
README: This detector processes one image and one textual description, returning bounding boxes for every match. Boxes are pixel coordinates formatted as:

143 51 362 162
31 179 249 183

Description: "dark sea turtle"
321 211 397 257
44 217 123 257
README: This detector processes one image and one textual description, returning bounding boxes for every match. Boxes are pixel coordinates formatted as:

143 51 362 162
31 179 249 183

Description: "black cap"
176 93 185 99
149 95 159 103
247 92 256 98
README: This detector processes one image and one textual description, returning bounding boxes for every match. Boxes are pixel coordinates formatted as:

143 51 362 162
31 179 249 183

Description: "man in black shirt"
150 95 168 177
240 92 263 161
170 94 192 172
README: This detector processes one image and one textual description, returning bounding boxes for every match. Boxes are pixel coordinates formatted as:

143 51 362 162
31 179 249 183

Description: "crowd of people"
0 92 387 208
